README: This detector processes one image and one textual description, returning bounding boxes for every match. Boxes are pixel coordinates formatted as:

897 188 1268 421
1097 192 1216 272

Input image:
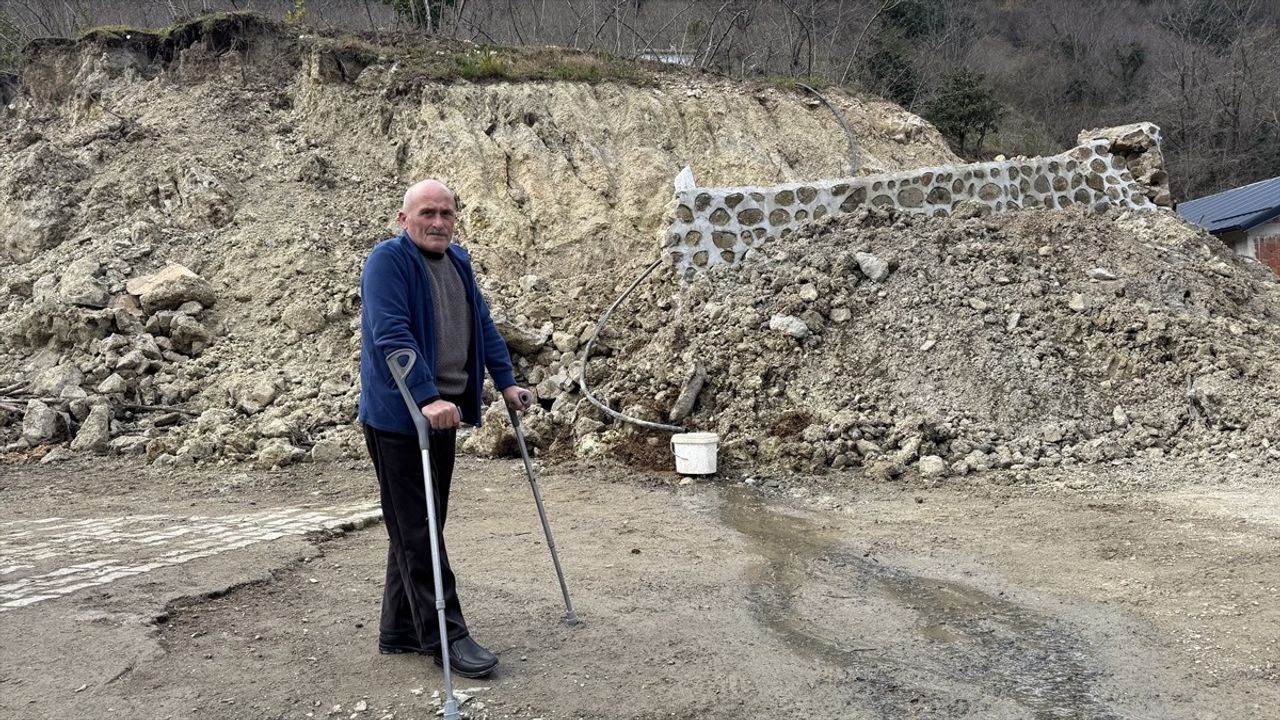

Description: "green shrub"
456 48 510 80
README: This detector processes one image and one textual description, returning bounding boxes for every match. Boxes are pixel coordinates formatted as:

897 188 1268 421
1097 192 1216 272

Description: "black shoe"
432 636 498 678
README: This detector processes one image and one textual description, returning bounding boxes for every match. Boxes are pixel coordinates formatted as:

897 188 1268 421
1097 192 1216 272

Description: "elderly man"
358 179 530 678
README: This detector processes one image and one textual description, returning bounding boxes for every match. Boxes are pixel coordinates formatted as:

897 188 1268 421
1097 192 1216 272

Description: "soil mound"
487 206 1280 476
0 15 955 468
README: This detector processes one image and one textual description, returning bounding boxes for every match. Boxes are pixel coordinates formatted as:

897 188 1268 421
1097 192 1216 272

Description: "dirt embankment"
525 207 1280 476
0 14 955 469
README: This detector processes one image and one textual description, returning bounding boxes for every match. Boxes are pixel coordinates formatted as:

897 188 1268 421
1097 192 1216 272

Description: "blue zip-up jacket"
357 232 517 435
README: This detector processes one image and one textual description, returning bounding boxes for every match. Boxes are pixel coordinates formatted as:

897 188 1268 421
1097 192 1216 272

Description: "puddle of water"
719 485 1122 719
920 622 963 644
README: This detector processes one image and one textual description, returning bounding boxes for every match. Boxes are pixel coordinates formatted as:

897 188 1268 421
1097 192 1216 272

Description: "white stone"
551 331 578 353
310 439 344 463
769 314 809 339
22 400 60 444
29 363 84 397
255 438 306 469
260 418 293 438
127 263 216 313
70 404 112 453
575 433 605 458
239 378 280 415
109 435 149 455
855 252 890 281
918 455 947 479
673 166 696 191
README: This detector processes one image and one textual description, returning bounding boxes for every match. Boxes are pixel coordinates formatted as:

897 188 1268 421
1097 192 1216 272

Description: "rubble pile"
2 17 1277 478
0 249 364 467
1 14 960 471
5 193 1278 477
483 206 1280 476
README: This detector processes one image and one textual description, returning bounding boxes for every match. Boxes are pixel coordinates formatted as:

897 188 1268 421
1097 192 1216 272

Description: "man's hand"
502 386 533 413
420 399 462 430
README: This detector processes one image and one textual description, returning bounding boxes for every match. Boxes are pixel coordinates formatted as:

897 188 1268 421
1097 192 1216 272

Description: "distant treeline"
3 0 1276 201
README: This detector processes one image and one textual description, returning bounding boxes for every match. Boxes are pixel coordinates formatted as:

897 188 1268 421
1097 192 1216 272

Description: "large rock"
57 258 110 308
22 400 60 444
238 377 280 415
109 435 149 455
282 302 326 334
551 331 579 353
309 438 344 463
495 317 550 356
769 314 810 339
535 376 562 401
127 263 217 313
169 314 212 354
855 252 891 282
29 363 84 397
96 373 129 395
917 455 947 479
254 438 306 469
70 404 112 453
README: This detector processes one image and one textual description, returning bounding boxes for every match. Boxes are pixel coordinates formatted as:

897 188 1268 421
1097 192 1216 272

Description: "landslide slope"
0 14 956 465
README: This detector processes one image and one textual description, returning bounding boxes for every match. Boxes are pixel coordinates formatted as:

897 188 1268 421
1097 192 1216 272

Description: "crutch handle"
385 349 431 450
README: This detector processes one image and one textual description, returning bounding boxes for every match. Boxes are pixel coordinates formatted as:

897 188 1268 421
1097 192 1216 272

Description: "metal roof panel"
1178 175 1280 233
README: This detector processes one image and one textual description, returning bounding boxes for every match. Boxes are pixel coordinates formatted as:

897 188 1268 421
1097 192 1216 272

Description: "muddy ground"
1 456 1277 719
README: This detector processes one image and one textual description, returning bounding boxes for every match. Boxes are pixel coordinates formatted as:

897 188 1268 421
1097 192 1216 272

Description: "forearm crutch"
508 393 581 626
386 348 461 720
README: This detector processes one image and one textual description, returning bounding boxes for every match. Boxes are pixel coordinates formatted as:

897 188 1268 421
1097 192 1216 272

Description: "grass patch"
56 12 664 87
762 74 829 91
76 12 259 43
445 44 647 84
455 48 511 80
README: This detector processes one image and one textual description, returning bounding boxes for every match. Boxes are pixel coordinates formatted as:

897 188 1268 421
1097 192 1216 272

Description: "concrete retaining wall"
662 122 1169 277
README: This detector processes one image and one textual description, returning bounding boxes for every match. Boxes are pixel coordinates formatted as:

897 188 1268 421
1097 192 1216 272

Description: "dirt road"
1 456 1276 719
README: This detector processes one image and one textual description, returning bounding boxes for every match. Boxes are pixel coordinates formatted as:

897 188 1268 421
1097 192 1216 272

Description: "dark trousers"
364 422 469 653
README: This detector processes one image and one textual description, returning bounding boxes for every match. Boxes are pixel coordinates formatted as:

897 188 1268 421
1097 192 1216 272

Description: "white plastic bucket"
671 432 719 475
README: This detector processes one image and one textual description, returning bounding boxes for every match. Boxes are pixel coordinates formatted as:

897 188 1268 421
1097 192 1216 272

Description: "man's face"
398 183 456 254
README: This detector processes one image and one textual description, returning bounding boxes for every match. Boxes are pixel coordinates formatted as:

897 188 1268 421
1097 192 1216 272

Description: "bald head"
402 179 457 213
398 179 458 253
